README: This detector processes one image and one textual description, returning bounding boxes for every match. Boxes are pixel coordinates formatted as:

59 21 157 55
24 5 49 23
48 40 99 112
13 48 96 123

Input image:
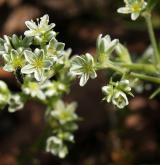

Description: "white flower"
3 49 25 72
22 81 46 100
46 37 65 61
70 53 97 86
43 81 67 97
21 49 53 81
112 90 129 109
46 136 68 158
102 79 132 109
0 81 10 109
24 14 55 37
117 79 132 93
102 85 114 103
51 100 78 125
8 94 24 113
97 34 119 56
117 0 147 20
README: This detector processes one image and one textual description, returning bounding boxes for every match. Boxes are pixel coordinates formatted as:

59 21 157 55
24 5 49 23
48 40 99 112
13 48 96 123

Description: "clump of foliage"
0 0 160 159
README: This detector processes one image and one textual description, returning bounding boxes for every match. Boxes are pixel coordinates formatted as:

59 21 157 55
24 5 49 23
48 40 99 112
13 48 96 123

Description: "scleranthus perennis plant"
0 0 160 159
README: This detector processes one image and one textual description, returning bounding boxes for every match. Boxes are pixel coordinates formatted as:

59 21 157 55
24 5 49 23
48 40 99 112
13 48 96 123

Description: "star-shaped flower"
70 53 97 86
42 80 67 97
22 80 46 100
51 100 78 125
102 79 133 109
21 49 53 81
46 37 65 61
112 90 129 109
46 136 68 158
3 49 25 72
24 14 55 37
97 34 119 56
8 94 24 113
117 0 147 20
24 14 56 44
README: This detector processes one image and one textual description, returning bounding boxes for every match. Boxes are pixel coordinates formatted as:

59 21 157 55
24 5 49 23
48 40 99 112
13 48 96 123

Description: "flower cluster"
22 78 68 101
117 0 147 20
0 5 159 159
0 80 24 112
0 14 79 159
102 80 133 109
46 100 79 158
0 15 66 83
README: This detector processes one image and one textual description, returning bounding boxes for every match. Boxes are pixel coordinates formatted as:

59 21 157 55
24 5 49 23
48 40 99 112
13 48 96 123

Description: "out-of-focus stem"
144 12 160 65
131 72 160 84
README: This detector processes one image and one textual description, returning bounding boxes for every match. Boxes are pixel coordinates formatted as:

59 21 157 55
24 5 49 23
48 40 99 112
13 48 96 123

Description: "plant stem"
120 63 157 74
97 61 124 74
145 12 160 65
99 61 157 75
131 72 160 84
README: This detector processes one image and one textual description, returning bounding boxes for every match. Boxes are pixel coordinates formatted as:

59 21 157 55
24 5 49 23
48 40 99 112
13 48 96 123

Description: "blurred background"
0 0 160 164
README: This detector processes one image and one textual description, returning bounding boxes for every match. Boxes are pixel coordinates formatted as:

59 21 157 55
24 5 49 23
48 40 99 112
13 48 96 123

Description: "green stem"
97 61 160 84
97 61 124 74
131 72 160 84
144 12 160 65
107 62 124 74
120 63 157 74
98 60 157 75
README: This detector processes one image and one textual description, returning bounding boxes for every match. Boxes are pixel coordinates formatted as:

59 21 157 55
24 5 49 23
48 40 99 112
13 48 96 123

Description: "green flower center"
131 3 142 12
12 56 25 68
115 95 125 105
33 59 43 68
28 82 39 91
84 64 93 73
59 111 71 121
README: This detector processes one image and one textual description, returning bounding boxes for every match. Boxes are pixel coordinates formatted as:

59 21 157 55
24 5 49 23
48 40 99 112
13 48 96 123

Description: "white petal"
37 91 46 100
43 60 53 69
104 35 111 43
4 35 10 45
100 38 107 53
106 39 119 54
48 23 55 30
24 30 35 37
3 64 14 72
40 14 49 25
21 64 35 74
34 69 43 81
90 70 97 79
25 21 37 30
24 50 36 63
131 12 140 20
79 73 89 86
11 49 19 61
72 56 85 66
49 37 57 47
117 7 131 14
96 34 102 50
86 53 94 64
